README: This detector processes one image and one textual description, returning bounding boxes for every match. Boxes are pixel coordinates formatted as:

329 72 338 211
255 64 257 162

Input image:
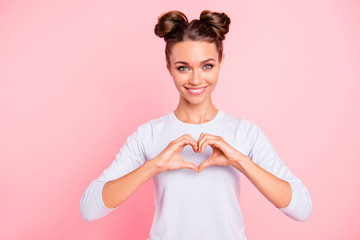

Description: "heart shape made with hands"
180 135 238 173
180 144 212 171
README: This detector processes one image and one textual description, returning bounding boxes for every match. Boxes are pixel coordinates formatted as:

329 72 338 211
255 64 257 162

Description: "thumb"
198 154 214 172
182 161 199 173
198 150 217 172
198 158 214 172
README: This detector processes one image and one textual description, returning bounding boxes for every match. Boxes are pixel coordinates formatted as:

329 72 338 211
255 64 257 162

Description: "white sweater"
80 109 312 240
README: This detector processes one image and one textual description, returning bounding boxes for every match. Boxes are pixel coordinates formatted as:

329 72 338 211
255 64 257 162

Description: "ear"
219 53 225 69
166 58 172 76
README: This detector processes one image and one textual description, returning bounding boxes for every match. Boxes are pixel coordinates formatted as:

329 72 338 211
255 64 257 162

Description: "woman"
80 10 312 239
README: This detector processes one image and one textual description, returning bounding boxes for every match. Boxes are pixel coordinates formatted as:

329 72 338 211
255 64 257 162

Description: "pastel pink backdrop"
1 0 359 239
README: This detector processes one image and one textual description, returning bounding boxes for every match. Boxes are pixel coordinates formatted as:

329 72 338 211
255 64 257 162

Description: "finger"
183 134 199 152
173 134 195 145
174 133 196 141
182 161 199 172
175 134 199 152
198 160 214 172
183 134 199 151
197 132 205 146
197 132 210 150
201 138 224 153
193 144 199 153
197 133 208 152
198 134 217 153
173 134 190 143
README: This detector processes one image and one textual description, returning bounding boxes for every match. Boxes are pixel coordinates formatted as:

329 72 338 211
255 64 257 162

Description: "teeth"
188 87 205 93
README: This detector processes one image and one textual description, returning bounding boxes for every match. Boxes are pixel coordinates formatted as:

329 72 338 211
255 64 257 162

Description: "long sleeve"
80 122 151 222
247 122 312 222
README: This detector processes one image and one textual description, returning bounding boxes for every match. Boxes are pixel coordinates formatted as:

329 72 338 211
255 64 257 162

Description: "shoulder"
149 112 171 125
132 112 172 138
220 109 257 132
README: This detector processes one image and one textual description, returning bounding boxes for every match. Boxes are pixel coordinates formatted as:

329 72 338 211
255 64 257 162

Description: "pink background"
1 0 359 239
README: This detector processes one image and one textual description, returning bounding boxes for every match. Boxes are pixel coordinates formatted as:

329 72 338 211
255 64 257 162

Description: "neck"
173 97 218 124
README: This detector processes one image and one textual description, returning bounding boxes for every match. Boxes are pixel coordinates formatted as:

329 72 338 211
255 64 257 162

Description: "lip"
185 86 208 90
185 86 208 95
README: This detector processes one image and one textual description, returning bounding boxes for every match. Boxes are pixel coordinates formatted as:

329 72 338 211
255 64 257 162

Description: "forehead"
170 40 217 63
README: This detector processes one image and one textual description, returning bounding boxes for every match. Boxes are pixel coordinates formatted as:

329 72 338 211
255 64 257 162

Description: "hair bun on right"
199 10 231 40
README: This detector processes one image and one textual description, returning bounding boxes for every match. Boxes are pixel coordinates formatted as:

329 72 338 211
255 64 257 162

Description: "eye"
203 64 213 70
177 66 188 71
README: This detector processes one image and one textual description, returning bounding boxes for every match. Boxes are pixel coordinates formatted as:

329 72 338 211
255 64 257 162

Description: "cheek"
172 78 184 91
206 71 219 83
173 73 189 84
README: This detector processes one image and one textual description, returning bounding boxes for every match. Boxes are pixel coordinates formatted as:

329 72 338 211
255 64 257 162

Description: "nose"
189 69 202 85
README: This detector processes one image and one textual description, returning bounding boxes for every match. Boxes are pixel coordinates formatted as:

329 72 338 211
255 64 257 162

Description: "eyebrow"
174 58 216 65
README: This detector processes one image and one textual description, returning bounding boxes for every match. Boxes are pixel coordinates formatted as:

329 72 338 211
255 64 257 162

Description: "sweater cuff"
276 180 311 222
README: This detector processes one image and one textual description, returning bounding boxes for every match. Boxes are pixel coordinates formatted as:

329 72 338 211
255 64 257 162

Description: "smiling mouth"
185 86 208 95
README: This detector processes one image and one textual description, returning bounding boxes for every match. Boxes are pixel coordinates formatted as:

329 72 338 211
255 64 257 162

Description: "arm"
231 156 292 209
102 133 200 209
193 121 312 221
80 122 152 221
236 122 312 222
102 159 161 209
80 124 199 221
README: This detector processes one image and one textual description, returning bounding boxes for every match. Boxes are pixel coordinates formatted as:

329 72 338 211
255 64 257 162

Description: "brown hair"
154 10 231 67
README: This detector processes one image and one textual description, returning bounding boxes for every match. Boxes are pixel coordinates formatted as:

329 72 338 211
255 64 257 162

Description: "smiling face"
166 40 225 106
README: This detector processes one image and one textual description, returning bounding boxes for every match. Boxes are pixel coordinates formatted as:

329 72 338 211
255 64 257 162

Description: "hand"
153 134 199 173
197 133 247 172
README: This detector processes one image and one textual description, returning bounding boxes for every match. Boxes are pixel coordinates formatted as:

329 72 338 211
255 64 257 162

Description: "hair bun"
154 10 189 40
199 10 231 40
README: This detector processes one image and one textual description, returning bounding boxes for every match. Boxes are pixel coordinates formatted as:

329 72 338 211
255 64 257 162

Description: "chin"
181 95 210 105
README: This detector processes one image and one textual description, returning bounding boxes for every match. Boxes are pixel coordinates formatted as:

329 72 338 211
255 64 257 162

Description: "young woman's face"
167 40 224 105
